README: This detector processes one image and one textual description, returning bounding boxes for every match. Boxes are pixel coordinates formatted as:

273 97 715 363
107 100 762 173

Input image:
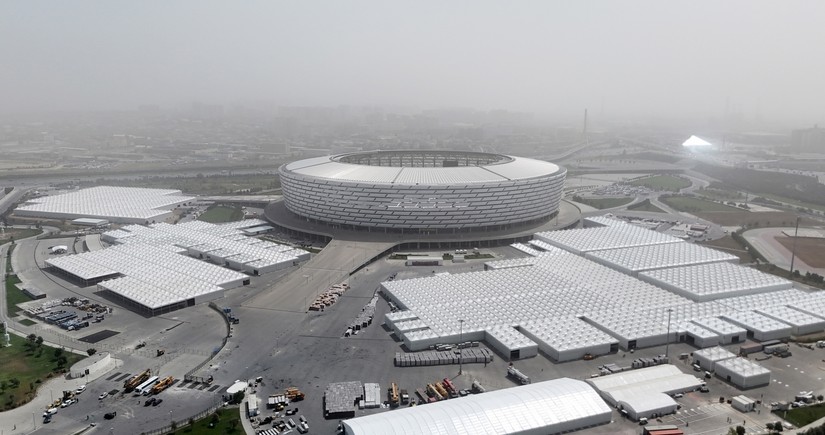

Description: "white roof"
282 153 562 185
16 186 194 221
756 306 825 329
342 378 611 435
721 311 792 334
586 365 703 408
520 317 617 352
535 225 682 255
639 262 792 300
682 135 712 146
715 357 771 377
587 243 738 273
694 346 737 362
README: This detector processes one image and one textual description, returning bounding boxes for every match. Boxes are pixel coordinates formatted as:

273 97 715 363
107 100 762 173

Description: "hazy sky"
2 1 823 125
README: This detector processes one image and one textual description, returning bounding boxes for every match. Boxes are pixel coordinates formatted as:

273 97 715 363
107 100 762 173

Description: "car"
61 400 73 408
699 386 710 393
43 415 51 424
98 392 108 400
285 408 298 416
75 385 86 394
145 398 156 407
152 398 163 406
104 411 117 419
673 393 684 398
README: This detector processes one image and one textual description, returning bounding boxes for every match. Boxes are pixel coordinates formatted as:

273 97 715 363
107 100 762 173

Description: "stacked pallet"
394 348 494 367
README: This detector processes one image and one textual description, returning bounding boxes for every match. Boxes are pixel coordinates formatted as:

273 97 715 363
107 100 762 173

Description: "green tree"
736 426 746 435
35 336 43 346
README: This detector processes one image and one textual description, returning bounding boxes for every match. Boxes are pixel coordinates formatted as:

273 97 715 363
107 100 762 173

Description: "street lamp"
789 216 801 278
458 319 464 375
665 308 673 359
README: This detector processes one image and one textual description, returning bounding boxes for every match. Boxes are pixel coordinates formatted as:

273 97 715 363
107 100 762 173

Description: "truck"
388 383 400 407
400 389 410 405
285 387 305 401
434 382 449 398
471 380 486 394
124 369 152 392
507 365 530 385
150 376 175 395
442 378 458 398
817 340 825 348
426 384 444 401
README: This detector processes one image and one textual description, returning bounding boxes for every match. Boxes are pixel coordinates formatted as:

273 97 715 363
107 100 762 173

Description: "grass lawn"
18 318 36 326
0 333 85 410
697 236 752 263
168 407 243 435
627 199 666 213
575 197 634 210
197 206 245 223
629 175 691 191
660 196 741 213
5 274 29 317
756 192 825 213
775 403 825 427
0 228 42 243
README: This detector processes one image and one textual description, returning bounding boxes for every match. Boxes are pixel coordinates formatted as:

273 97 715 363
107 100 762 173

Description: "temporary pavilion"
342 378 612 435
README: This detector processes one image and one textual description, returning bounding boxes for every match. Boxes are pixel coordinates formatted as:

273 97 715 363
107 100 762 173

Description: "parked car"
75 385 86 394
104 411 117 419
98 392 108 400
145 398 156 407
152 399 163 406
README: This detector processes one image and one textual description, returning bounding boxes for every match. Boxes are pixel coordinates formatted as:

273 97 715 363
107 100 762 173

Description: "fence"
183 303 231 382
138 402 228 435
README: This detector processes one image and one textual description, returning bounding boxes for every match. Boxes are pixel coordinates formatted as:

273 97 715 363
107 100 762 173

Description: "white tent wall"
721 312 793 342
486 327 538 360
756 306 825 336
714 358 771 389
617 393 678 421
692 347 737 371
691 318 748 345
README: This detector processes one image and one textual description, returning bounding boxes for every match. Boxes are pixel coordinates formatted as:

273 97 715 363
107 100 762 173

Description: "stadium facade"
278 151 566 233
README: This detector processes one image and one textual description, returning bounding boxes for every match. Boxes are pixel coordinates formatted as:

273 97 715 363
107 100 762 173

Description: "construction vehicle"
415 388 428 404
426 383 444 401
471 380 486 394
388 382 400 407
285 387 305 401
268 394 288 410
124 369 151 392
434 382 449 399
150 376 175 395
507 365 530 385
442 378 458 398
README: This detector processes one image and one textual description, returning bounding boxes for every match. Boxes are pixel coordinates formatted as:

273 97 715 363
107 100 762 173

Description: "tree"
818 394 824 402
231 390 245 404
87 348 97 356
35 336 43 346
736 425 746 435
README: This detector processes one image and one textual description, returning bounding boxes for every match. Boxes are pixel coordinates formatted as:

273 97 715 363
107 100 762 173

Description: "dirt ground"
775 235 825 268
694 211 810 227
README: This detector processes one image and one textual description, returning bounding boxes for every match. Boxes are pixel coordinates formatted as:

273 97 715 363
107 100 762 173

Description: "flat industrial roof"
16 186 194 221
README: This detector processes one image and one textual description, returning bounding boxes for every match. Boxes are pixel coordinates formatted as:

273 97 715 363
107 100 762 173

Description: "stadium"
277 150 567 233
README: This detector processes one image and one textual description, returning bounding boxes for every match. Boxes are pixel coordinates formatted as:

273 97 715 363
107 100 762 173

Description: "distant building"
791 126 825 151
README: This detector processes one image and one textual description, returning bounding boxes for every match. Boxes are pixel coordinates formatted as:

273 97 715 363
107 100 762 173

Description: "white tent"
343 378 612 435
682 135 712 147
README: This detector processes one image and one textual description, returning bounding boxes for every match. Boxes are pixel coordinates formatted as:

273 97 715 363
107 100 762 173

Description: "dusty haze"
1 1 823 125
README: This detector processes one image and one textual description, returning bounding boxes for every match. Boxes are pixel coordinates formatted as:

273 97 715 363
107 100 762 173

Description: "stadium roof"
282 153 562 185
342 378 612 435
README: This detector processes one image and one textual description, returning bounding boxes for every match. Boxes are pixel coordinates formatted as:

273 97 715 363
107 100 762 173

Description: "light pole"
789 216 800 278
665 308 673 359
458 319 464 375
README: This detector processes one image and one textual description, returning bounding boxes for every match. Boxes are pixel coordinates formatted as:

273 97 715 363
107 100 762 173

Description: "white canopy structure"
714 357 771 389
382 225 825 356
15 186 194 224
586 365 703 421
682 135 712 147
342 378 612 435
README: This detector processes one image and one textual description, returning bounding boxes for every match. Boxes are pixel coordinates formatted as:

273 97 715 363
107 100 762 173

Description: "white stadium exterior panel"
279 151 566 230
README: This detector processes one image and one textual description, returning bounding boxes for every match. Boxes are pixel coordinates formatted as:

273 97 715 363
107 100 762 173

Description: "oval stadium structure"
278 151 566 232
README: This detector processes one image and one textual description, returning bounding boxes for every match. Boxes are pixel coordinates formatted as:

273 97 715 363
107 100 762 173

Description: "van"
639 417 648 425
692 364 701 372
704 371 712 379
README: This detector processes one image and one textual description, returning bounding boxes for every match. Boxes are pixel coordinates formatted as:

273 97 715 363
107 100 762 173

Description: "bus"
134 376 159 396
